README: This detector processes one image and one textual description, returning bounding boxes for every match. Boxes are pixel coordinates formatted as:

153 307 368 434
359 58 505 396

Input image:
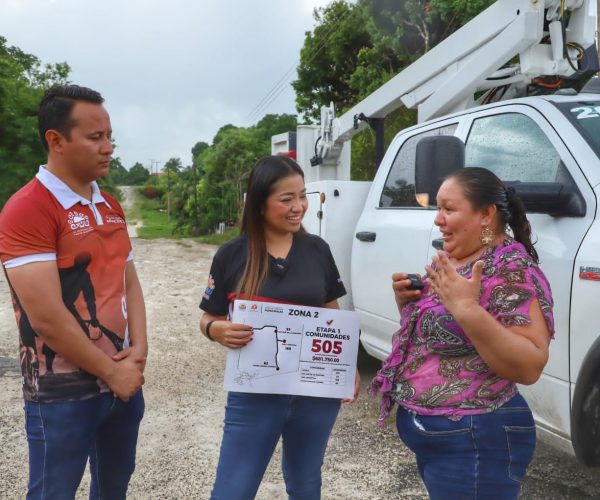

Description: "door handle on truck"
356 231 376 242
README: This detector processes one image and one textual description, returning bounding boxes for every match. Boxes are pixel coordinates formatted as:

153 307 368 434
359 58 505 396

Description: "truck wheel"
572 336 600 466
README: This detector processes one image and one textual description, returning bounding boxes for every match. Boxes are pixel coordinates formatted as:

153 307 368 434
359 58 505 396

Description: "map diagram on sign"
224 300 361 399
236 325 302 378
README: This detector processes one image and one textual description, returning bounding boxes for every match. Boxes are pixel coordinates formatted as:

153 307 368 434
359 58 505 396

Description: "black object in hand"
407 274 424 290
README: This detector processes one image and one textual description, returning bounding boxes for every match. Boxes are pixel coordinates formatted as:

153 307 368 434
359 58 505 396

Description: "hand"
209 320 253 349
105 357 144 401
392 272 423 310
342 370 361 404
112 345 147 373
426 251 484 317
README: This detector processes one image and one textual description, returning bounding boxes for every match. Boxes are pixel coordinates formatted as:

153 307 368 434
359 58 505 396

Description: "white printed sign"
224 300 360 399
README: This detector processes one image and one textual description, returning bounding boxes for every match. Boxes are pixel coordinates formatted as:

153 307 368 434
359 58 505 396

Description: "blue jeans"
396 393 536 500
25 390 145 500
210 392 341 500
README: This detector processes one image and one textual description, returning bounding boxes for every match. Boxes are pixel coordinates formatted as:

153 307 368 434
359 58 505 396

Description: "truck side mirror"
414 136 465 207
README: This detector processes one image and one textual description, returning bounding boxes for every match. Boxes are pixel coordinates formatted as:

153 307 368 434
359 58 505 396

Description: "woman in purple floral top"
371 167 554 499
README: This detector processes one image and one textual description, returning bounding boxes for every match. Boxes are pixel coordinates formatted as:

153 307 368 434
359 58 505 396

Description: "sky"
0 0 334 170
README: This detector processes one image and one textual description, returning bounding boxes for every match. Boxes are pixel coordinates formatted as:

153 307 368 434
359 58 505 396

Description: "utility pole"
148 159 161 175
166 165 171 222
192 161 199 235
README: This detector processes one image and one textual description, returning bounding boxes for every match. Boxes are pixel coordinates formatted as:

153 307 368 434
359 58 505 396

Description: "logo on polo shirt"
203 274 215 301
106 215 125 225
68 211 90 230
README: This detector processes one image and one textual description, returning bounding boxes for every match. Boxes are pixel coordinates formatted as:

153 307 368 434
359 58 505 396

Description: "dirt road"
1 237 599 499
119 185 142 237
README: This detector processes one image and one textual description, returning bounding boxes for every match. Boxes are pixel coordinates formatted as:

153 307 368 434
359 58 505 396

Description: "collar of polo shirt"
36 165 112 210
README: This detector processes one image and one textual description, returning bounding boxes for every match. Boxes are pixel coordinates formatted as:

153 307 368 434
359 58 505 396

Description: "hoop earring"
480 226 494 246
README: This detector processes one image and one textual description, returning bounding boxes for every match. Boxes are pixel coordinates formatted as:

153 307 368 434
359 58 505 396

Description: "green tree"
430 0 496 33
97 157 124 199
188 142 209 235
254 114 298 142
203 128 268 226
292 0 496 180
108 157 128 184
162 158 182 221
126 162 150 185
163 157 182 175
293 1 371 122
191 141 209 163
212 124 237 145
0 37 70 206
169 114 302 235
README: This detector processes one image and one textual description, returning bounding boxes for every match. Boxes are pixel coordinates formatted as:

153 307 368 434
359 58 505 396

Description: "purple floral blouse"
370 238 554 423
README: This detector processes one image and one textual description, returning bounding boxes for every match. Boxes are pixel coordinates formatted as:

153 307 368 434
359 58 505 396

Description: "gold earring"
480 226 494 245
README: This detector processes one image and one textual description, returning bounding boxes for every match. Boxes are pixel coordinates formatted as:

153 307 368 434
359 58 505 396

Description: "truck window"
553 101 600 158
465 113 561 182
380 124 458 208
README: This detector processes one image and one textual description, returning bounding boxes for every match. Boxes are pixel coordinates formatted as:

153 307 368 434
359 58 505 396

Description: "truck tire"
571 336 600 466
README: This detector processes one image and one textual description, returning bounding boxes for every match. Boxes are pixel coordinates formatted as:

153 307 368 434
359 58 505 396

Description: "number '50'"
311 339 342 354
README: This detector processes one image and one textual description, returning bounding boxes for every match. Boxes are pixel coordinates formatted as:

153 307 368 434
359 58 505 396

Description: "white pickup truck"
272 0 600 465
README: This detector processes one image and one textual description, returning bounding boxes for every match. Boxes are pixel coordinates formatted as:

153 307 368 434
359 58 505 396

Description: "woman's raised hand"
426 251 484 317
392 272 423 311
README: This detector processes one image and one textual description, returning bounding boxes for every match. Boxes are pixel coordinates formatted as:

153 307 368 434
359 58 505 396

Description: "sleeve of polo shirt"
0 197 58 268
199 252 230 316
321 240 346 303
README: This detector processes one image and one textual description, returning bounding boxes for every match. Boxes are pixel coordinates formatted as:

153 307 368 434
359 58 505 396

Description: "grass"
137 197 178 239
196 227 239 245
129 188 240 243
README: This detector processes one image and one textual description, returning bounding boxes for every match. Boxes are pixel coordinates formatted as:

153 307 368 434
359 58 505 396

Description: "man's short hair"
38 85 104 152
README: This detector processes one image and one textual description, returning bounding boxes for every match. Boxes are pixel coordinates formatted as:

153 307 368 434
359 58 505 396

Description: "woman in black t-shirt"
200 155 359 500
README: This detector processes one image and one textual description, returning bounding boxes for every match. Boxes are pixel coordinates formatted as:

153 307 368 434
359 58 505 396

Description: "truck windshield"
554 101 600 158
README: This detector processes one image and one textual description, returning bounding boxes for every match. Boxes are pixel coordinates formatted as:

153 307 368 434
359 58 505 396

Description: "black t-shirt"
200 232 346 316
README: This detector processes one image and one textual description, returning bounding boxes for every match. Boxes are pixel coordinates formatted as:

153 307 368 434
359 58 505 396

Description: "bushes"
141 184 164 199
142 185 158 199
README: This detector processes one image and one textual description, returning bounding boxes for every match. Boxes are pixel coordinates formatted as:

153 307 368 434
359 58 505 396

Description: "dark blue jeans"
396 393 536 500
210 392 341 500
24 390 145 500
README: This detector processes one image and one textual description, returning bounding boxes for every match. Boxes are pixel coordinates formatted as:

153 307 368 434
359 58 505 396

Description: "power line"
245 6 354 124
246 16 342 123
245 63 297 122
247 77 297 124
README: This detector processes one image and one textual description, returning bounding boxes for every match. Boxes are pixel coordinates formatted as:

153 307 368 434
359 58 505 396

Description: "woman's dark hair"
38 85 104 152
446 167 538 262
237 155 305 297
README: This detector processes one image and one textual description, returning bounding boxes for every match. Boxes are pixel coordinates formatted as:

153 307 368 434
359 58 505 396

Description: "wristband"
205 320 216 341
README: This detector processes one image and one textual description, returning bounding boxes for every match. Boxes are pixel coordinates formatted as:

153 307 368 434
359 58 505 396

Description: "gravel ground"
1 237 600 499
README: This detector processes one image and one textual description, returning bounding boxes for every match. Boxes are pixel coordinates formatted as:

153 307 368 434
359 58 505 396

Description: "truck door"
453 105 596 440
352 122 458 360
